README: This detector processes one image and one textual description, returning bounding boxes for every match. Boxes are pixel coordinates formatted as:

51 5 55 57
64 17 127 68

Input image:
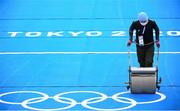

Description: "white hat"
138 12 149 26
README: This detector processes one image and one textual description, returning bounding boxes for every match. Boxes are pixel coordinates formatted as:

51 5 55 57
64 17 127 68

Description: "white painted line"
0 51 180 55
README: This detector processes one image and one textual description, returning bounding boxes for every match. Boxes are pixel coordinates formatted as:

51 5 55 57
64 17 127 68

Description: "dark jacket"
129 19 159 47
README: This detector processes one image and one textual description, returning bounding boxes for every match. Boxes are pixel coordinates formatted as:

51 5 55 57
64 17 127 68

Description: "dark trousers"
136 45 154 67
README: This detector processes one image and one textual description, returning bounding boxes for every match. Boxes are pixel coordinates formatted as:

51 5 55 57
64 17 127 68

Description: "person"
127 12 160 67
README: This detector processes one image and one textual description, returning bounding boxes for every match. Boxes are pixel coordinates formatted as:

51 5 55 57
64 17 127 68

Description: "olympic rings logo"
0 90 166 111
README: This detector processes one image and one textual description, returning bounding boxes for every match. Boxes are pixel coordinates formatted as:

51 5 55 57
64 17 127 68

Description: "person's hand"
156 40 160 48
127 40 132 47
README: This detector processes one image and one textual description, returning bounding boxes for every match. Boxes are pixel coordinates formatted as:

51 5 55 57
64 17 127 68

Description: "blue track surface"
0 0 180 110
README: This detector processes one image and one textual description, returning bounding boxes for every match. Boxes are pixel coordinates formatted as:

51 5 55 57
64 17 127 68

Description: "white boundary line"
0 51 180 55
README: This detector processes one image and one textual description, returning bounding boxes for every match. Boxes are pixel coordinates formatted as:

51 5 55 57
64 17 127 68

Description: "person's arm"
153 21 160 47
127 21 135 46
153 21 159 41
129 21 135 41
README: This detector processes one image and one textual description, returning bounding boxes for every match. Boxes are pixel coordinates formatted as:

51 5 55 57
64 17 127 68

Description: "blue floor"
0 0 180 110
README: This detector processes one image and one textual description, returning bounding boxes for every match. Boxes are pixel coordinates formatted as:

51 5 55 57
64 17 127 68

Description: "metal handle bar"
128 44 160 68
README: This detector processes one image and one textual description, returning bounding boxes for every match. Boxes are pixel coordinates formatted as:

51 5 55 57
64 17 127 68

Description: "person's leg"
145 46 154 67
137 46 145 67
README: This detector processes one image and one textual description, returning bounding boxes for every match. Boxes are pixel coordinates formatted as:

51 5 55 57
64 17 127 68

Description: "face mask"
140 20 148 26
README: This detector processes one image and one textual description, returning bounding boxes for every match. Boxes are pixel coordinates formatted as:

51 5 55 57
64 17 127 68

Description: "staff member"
127 12 160 67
